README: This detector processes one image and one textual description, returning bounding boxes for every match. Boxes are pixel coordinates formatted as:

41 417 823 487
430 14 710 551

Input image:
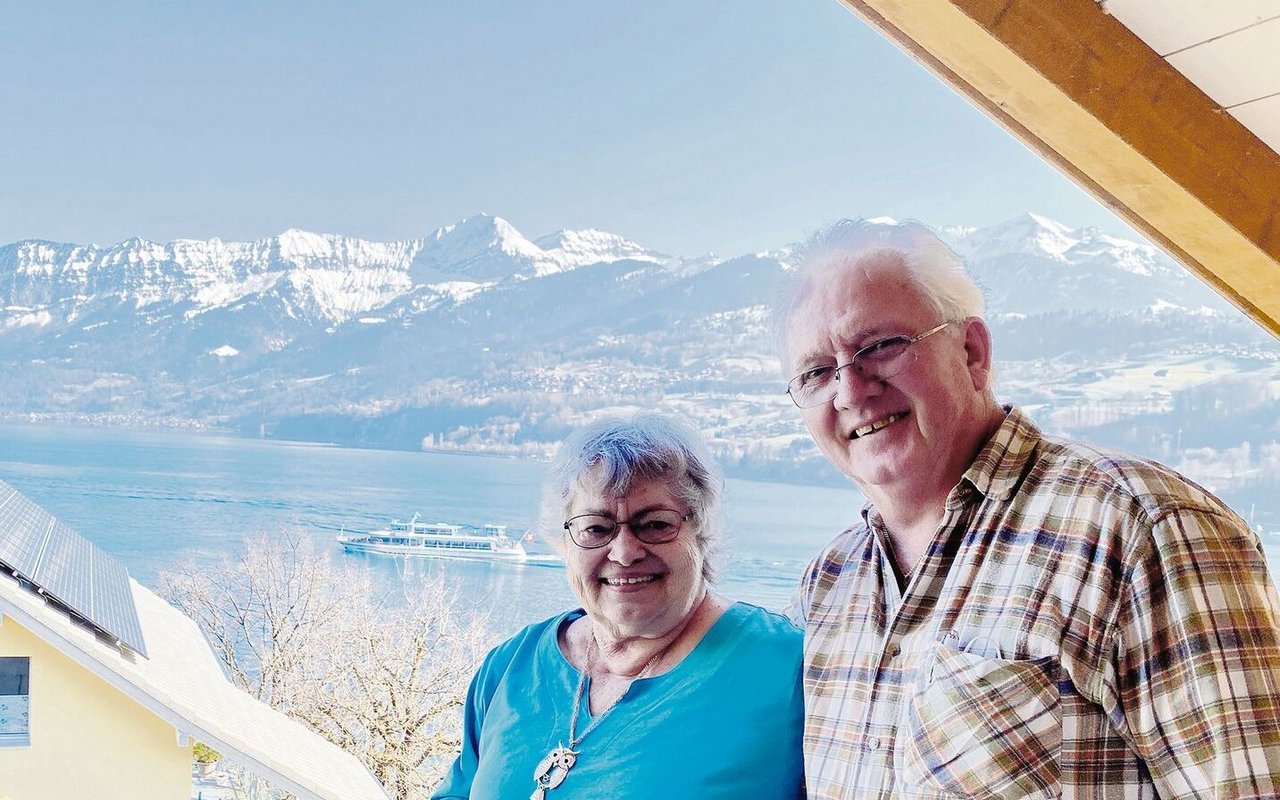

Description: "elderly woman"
432 415 804 799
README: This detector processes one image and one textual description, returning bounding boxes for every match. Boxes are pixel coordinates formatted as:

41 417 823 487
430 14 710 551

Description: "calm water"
0 423 863 635
5 423 1277 639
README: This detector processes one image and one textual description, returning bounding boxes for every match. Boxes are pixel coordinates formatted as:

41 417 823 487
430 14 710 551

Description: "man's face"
785 258 993 500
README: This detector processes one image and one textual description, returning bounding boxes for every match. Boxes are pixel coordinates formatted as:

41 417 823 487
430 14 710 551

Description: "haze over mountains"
2 212 1277 523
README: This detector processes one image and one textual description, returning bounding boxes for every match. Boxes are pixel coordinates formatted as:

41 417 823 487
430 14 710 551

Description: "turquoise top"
431 601 805 799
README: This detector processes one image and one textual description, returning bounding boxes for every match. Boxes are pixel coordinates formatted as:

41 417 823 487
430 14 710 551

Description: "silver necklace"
531 634 666 799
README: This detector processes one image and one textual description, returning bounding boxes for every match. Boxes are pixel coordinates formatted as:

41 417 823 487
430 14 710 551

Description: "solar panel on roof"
89 546 146 656
0 491 47 577
35 523 94 620
0 479 147 657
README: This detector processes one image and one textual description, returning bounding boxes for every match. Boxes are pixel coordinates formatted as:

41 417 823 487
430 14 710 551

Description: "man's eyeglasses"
786 321 953 409
563 508 689 549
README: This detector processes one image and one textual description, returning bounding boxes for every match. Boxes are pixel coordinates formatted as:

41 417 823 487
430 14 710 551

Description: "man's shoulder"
990 407 1216 509
810 519 873 566
793 521 874 612
1029 429 1231 519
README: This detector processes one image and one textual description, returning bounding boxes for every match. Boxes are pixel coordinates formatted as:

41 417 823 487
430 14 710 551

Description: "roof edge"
0 576 389 800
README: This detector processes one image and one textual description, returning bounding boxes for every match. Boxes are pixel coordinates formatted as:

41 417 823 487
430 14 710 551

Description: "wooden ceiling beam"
840 0 1280 338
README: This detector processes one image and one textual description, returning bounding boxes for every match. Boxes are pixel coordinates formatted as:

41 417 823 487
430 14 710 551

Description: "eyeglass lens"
565 509 685 548
787 322 951 408
788 338 914 407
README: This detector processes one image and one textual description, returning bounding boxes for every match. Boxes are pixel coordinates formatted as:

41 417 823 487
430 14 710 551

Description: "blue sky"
2 0 1133 256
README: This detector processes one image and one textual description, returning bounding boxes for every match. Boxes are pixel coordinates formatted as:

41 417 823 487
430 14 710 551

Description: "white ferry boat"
338 514 537 562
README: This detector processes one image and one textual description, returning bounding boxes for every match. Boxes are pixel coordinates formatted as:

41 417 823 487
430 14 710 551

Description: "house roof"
0 479 147 656
0 557 390 800
836 0 1280 339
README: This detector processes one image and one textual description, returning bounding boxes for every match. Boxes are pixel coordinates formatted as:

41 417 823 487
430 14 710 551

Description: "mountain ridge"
2 211 1276 507
0 211 1226 326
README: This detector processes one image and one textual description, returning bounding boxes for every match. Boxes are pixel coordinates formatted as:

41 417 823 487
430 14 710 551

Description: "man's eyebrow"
795 325 899 363
792 351 835 368
845 322 897 342
858 330 910 347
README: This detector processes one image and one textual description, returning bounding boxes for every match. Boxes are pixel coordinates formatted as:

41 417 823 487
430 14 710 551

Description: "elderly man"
781 219 1280 799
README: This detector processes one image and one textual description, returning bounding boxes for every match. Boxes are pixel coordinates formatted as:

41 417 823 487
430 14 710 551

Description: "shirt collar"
962 405 1041 503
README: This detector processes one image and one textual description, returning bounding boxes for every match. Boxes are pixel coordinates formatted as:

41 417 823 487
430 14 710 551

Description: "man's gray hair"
539 413 726 582
776 218 987 364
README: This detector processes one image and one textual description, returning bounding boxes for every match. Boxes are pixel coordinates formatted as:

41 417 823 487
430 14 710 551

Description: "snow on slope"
0 210 1234 350
533 228 669 273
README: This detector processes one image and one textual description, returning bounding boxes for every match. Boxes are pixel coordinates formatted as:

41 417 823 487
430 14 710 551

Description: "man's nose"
832 363 883 408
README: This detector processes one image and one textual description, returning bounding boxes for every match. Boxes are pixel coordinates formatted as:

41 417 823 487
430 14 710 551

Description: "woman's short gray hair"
539 413 726 582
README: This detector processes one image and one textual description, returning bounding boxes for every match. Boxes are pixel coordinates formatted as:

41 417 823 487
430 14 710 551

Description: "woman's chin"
591 602 673 639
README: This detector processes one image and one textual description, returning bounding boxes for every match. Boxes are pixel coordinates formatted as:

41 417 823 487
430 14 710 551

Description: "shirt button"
886 644 901 659
867 737 884 751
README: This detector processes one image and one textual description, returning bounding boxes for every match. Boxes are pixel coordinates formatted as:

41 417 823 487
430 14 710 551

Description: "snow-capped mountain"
2 212 1275 498
0 213 678 337
942 213 1215 316
0 230 418 330
0 212 1227 337
409 213 670 283
946 212 1080 263
533 228 673 272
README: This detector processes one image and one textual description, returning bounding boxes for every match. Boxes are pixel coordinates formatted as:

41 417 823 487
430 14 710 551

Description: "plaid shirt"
791 407 1280 799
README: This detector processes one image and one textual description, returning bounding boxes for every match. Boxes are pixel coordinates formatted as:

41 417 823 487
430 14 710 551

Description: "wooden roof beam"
840 0 1280 338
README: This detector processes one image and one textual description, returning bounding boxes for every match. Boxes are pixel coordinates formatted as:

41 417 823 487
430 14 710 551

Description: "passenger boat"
338 514 540 562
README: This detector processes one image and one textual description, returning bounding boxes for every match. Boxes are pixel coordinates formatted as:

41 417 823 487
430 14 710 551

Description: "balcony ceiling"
839 0 1280 338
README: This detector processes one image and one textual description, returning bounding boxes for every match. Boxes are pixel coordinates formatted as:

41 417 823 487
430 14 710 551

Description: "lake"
4 422 1277 640
0 422 863 635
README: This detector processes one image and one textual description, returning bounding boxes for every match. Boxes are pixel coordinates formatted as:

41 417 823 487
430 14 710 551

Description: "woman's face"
563 474 706 642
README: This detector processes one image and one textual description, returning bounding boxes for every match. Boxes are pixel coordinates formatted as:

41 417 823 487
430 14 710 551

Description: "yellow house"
0 602 191 799
0 480 391 800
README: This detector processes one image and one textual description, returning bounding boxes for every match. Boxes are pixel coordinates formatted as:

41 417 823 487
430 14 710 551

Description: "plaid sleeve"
1112 504 1280 799
786 554 822 627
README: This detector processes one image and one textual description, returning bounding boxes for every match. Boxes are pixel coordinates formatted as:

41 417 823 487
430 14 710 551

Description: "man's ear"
962 316 994 391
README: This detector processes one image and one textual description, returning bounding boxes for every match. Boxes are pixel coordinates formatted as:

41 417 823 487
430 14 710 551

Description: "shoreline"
0 414 851 489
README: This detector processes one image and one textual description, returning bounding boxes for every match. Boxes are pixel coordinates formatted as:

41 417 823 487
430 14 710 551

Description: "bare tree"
159 530 491 799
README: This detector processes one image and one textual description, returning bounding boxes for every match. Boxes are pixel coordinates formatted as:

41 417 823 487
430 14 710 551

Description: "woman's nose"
605 524 646 564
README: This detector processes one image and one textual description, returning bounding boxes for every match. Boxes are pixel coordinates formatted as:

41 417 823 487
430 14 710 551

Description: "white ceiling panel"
1231 94 1280 154
1104 0 1280 55
1165 16 1280 108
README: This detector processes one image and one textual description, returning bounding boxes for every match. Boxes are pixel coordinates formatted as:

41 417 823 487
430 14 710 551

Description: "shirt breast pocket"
900 643 1062 799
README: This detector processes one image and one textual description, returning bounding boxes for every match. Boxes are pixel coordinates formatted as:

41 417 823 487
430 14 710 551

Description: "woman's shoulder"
683 602 803 705
697 601 802 663
724 600 803 640
478 608 583 678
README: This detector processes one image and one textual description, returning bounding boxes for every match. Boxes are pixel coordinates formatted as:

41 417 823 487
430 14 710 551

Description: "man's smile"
850 412 906 439
849 412 911 437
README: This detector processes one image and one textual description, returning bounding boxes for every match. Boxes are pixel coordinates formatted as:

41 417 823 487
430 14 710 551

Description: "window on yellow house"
0 657 30 747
